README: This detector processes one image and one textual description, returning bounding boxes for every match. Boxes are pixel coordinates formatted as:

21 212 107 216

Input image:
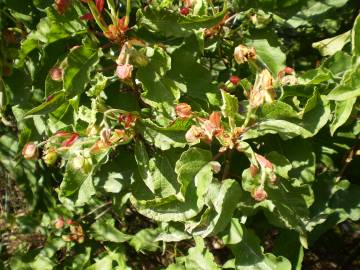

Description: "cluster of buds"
115 42 133 81
183 105 245 152
205 13 230 37
104 17 128 43
234 44 256 64
90 128 134 153
61 223 85 244
185 112 223 144
248 69 276 108
54 217 74 229
118 112 138 129
249 153 277 202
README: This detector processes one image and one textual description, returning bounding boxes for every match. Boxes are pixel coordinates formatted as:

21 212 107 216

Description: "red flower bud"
49 67 63 81
252 187 268 201
180 7 190 16
55 0 70 15
61 133 79 147
116 64 133 80
229 75 240 86
284 66 295 74
22 143 38 160
80 13 94 20
95 0 104 14
175 103 192 119
66 219 74 225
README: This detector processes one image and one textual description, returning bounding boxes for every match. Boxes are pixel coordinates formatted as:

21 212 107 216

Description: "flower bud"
255 153 273 170
180 7 190 16
284 66 295 74
72 155 92 173
116 64 133 80
182 0 195 7
210 161 221 174
62 235 72 242
175 103 192 119
249 164 258 177
43 148 58 166
251 187 268 201
185 125 204 143
55 217 64 229
234 45 256 64
229 75 240 86
49 67 63 81
269 173 277 183
22 143 38 160
100 128 111 144
55 0 70 15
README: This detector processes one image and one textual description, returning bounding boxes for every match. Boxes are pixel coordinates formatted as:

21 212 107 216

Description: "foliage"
0 0 359 269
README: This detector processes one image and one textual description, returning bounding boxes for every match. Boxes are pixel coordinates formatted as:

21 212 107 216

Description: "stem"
124 0 131 27
222 150 233 180
208 0 216 15
242 105 253 128
88 1 108 32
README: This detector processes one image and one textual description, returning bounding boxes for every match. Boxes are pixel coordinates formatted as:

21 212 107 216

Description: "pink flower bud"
255 154 273 170
229 75 240 86
249 164 258 177
252 187 268 201
22 143 38 160
55 217 64 229
210 161 221 174
49 67 63 81
182 0 195 7
100 128 111 144
175 103 192 119
116 64 133 80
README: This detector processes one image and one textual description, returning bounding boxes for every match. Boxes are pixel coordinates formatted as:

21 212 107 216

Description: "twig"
79 200 112 220
336 143 359 182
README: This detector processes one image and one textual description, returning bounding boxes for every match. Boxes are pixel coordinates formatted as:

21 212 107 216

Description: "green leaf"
137 47 180 121
312 31 350 56
246 39 286 75
90 217 131 243
64 46 101 98
183 237 220 270
221 90 239 129
185 179 242 237
223 219 291 270
136 119 190 151
328 65 360 100
24 91 67 117
330 98 356 135
129 228 160 252
352 13 360 56
137 8 226 38
131 148 213 222
260 101 300 120
18 4 86 66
